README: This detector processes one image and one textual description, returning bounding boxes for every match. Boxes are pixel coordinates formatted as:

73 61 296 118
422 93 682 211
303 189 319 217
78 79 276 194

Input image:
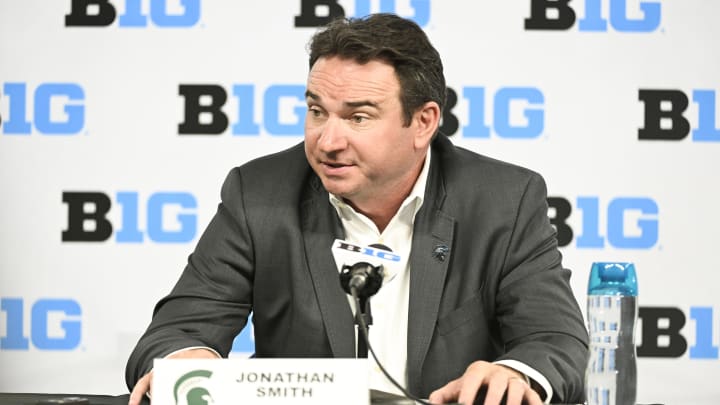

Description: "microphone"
331 239 432 405
332 239 400 298
340 261 384 298
332 239 395 358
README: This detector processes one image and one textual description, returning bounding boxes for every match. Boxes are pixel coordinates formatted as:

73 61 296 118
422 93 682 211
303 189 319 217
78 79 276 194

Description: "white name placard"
152 358 369 405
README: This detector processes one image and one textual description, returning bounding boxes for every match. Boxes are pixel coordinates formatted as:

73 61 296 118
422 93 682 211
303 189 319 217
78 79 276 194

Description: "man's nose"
318 118 348 152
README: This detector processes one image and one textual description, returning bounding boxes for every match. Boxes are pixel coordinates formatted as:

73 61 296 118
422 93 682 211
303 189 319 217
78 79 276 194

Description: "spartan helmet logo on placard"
173 370 215 405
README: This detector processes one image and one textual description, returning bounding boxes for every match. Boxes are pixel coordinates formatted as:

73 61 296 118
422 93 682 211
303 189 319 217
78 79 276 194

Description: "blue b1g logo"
525 0 662 32
442 86 544 139
178 84 307 136
1 298 82 351
65 0 201 27
295 0 431 28
548 196 659 249
1 83 85 135
62 191 198 243
639 89 720 142
639 306 720 360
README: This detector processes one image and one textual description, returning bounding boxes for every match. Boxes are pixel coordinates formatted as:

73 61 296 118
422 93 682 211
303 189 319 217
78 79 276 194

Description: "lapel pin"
431 244 449 262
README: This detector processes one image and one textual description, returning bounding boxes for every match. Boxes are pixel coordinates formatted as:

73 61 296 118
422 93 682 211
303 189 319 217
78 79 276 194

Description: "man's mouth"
320 161 353 175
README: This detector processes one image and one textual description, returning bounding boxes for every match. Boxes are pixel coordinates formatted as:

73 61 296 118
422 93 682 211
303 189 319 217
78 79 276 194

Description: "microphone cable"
350 286 433 405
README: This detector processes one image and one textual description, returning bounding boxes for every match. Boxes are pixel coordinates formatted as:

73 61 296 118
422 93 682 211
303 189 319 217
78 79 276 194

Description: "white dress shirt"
329 149 553 403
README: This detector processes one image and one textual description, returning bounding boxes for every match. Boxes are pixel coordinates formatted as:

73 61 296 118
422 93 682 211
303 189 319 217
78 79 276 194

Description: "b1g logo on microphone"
1 298 82 351
638 306 719 360
441 86 545 139
295 0 431 28
639 89 720 142
548 196 659 249
62 191 198 243
1 82 85 135
65 0 201 28
525 0 662 32
332 240 401 262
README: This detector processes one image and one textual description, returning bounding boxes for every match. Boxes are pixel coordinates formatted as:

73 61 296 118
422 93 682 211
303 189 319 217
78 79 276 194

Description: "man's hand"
428 361 543 405
128 348 220 405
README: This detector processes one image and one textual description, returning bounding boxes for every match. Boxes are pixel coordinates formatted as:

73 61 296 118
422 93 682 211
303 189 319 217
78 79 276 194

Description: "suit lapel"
300 176 356 358
407 149 455 395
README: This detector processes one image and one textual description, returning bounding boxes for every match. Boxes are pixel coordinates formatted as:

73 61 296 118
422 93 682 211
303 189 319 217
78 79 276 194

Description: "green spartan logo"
173 370 214 405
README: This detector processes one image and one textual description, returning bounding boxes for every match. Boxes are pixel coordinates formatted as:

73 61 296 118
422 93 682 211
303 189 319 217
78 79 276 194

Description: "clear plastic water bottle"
585 262 638 405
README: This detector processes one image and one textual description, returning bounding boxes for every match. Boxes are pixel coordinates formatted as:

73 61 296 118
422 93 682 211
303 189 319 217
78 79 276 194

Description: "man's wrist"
493 359 552 404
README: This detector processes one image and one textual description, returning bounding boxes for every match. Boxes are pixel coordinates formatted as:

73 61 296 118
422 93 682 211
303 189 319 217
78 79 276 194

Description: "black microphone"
339 261 384 299
331 240 432 405
336 244 386 359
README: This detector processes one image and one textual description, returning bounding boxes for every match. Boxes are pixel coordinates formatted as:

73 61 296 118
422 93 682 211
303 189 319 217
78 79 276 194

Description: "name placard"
152 358 369 405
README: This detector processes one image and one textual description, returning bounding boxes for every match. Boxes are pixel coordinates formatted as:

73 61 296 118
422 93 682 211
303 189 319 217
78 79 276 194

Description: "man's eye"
351 115 367 123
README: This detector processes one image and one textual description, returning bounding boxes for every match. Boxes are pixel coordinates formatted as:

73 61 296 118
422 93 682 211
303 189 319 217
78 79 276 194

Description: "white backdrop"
1 1 719 404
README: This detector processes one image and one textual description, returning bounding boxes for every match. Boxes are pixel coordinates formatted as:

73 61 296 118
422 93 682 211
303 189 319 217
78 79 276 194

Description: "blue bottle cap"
587 262 638 296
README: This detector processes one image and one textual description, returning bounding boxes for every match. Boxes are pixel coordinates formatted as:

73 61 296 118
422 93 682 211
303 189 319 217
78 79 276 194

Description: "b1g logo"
1 83 85 135
1 298 82 351
639 306 719 360
178 84 545 139
442 86 545 139
65 0 201 27
525 0 662 32
178 84 306 136
62 191 198 243
295 0 431 28
639 89 720 142
548 196 659 249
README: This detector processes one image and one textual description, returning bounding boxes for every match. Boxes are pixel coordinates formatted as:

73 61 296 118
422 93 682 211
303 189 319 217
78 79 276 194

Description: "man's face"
304 56 430 211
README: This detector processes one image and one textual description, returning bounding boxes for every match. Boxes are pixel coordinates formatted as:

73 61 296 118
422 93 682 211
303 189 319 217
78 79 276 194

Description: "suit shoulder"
239 142 308 175
436 138 544 187
222 142 313 200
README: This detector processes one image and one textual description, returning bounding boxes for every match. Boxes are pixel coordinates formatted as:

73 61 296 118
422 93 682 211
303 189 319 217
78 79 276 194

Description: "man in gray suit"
126 13 588 405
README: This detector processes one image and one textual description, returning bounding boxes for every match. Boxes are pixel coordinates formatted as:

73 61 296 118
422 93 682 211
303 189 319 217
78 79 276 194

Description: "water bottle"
585 262 638 405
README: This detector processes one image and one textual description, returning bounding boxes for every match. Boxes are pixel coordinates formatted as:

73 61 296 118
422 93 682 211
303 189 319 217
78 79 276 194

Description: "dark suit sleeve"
125 168 254 389
493 172 589 403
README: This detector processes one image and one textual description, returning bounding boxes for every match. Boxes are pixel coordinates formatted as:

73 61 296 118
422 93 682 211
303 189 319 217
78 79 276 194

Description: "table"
0 392 660 405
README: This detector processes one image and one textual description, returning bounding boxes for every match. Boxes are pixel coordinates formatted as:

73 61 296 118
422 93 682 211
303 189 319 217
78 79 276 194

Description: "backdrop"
1 1 718 404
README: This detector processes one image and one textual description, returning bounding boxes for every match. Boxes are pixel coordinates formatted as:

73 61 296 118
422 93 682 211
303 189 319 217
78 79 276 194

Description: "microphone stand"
350 286 432 405
356 296 372 358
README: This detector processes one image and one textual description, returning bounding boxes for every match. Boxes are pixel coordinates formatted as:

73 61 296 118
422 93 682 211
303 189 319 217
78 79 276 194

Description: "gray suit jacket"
126 134 588 402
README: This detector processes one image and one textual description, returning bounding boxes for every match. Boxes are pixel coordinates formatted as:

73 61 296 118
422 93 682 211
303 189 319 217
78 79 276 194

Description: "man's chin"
320 181 357 200
325 188 354 199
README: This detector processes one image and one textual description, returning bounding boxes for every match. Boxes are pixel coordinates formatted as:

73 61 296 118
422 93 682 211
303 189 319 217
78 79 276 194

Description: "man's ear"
413 101 441 149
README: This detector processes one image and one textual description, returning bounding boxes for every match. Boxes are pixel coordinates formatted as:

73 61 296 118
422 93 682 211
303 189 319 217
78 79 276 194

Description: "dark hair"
308 13 446 127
